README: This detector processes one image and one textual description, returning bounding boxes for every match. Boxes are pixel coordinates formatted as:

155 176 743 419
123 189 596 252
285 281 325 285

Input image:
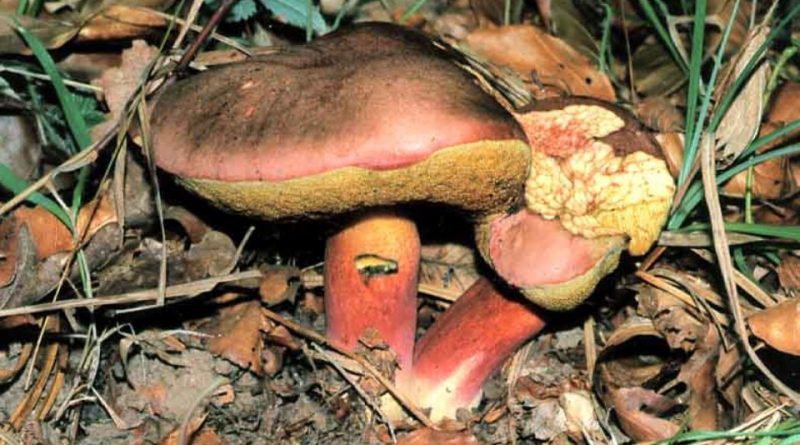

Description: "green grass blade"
0 163 70 226
681 0 708 185
400 0 428 23
743 118 800 157
708 4 800 133
678 0 740 187
9 19 91 152
670 143 800 228
638 0 689 74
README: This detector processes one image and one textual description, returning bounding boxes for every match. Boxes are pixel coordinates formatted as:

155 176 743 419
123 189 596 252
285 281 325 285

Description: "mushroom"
147 23 531 369
392 98 675 421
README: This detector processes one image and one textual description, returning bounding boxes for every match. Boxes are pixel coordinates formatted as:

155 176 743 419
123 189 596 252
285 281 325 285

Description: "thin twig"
174 0 238 73
311 344 397 443
699 133 800 404
261 308 434 427
0 270 262 318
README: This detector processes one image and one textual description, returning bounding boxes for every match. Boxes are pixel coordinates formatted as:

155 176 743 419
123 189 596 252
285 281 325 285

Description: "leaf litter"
0 1 799 444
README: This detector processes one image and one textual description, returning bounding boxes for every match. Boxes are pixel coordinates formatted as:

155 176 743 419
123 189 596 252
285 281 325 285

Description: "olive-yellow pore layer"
177 139 530 222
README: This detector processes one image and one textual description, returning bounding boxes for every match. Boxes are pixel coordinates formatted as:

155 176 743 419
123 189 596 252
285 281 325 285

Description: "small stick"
311 344 397 442
174 0 238 73
261 308 434 428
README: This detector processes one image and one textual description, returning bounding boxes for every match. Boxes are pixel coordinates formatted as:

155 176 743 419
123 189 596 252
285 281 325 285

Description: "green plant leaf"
230 0 258 22
259 0 329 35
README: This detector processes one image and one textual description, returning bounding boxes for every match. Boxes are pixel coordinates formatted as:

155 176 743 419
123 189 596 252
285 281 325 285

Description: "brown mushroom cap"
149 23 530 221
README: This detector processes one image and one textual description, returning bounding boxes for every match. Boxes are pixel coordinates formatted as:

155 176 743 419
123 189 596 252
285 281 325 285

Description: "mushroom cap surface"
150 22 530 220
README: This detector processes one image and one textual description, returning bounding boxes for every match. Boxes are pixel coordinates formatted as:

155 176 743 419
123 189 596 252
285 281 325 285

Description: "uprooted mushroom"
394 98 675 421
147 23 675 422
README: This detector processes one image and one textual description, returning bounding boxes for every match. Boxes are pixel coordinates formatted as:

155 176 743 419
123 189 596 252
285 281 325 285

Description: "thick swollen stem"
324 212 421 369
396 277 547 421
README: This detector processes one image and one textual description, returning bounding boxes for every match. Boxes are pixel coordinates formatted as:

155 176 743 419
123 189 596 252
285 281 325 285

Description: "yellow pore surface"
522 106 676 255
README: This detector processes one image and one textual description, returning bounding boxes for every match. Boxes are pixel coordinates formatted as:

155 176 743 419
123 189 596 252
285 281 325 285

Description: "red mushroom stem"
395 276 547 420
324 212 421 369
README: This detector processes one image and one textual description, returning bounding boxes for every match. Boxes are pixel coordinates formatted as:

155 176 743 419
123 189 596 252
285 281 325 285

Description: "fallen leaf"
160 414 227 445
419 243 479 300
91 39 159 140
716 26 769 167
722 80 800 199
164 206 212 244
77 5 167 42
748 298 800 355
206 298 272 375
677 328 721 431
636 97 684 133
608 386 680 442
0 112 41 181
638 284 706 353
464 25 615 100
258 265 300 306
778 254 800 294
655 132 685 178
397 427 482 445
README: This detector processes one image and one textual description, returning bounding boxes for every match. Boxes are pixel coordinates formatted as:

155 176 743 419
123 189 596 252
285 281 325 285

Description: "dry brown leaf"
608 387 680 442
397 427 483 445
778 254 800 294
92 39 159 139
767 81 800 125
0 15 79 54
0 113 41 181
630 36 686 98
636 97 684 133
716 341 743 413
419 243 479 299
206 298 272 375
722 129 787 199
77 5 167 42
464 25 615 100
160 415 227 445
164 206 212 244
716 26 769 166
655 132 685 178
638 285 705 353
0 191 117 263
723 81 800 199
677 328 721 431
258 265 301 306
748 298 800 355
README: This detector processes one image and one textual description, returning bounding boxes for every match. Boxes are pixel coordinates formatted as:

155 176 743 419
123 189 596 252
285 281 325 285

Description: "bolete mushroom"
392 98 675 421
148 23 531 369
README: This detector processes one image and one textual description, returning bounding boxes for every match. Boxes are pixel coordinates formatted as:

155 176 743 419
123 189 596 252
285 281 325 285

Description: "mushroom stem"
324 212 421 369
396 277 547 421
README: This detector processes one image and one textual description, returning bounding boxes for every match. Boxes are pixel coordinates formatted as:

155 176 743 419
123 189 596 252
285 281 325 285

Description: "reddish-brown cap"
149 23 530 220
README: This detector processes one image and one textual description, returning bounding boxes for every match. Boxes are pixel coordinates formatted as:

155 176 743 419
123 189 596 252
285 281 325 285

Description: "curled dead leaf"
778 254 800 295
397 427 482 445
206 298 273 376
716 27 769 167
77 5 167 43
608 387 680 442
655 132 685 178
748 298 800 355
258 265 301 306
464 25 615 100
